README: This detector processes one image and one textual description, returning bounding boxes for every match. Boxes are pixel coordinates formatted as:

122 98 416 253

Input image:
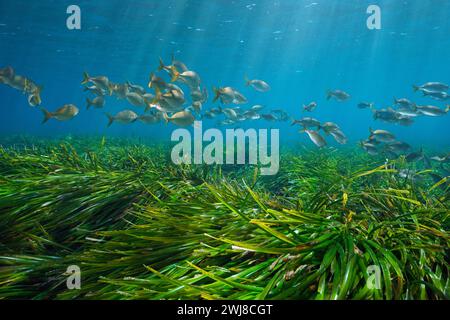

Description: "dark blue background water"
0 0 449 148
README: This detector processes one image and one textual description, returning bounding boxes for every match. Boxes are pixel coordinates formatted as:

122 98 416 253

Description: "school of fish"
1 61 449 164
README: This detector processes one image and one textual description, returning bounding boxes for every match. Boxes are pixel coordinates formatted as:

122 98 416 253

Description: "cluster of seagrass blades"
0 136 448 300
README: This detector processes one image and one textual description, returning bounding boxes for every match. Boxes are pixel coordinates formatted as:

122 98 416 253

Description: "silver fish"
138 114 160 125
327 90 350 101
358 102 374 109
111 83 129 99
369 128 396 143
396 107 419 118
126 82 146 95
245 76 270 92
219 119 236 126
243 110 261 120
202 111 214 119
430 155 450 163
386 141 411 153
164 110 195 127
303 130 327 148
86 96 105 109
223 108 239 120
292 117 321 129
173 70 201 89
329 129 348 145
416 105 449 117
320 122 340 134
251 104 265 111
421 89 449 101
232 90 248 104
41 104 79 123
394 98 415 109
360 140 379 156
261 114 277 121
303 101 317 112
213 86 235 104
84 85 106 96
372 107 398 122
126 92 146 107
81 72 112 95
396 115 414 126
271 109 288 121
210 107 223 115
155 89 185 113
413 82 449 92
106 110 138 127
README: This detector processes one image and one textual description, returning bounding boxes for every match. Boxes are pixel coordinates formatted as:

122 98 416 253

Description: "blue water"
0 0 449 148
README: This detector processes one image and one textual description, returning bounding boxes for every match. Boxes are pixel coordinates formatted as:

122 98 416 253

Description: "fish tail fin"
244 75 250 86
369 127 374 135
162 112 170 124
170 66 180 82
152 87 162 104
81 72 90 85
86 98 92 110
144 101 153 112
326 90 332 100
148 72 154 88
158 57 165 71
105 113 114 127
212 86 220 102
372 110 378 119
40 107 52 124
107 83 113 96
412 85 419 92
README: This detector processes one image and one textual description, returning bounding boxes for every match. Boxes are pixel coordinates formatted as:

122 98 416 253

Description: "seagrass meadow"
0 136 448 300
